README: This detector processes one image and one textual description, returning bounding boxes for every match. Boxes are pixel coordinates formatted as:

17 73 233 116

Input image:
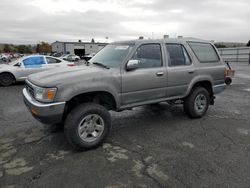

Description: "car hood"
0 64 12 71
0 64 10 68
28 65 114 87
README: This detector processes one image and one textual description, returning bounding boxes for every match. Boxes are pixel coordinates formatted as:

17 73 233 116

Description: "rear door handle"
156 72 164 76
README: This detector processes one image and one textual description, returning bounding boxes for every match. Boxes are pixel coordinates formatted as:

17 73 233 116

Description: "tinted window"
46 57 61 64
23 57 45 68
165 44 191 66
188 42 219 63
132 44 162 69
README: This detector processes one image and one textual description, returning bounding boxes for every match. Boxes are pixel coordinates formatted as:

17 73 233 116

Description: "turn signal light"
47 89 56 100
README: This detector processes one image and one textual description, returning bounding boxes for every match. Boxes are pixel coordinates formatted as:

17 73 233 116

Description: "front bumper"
23 88 65 125
213 84 226 94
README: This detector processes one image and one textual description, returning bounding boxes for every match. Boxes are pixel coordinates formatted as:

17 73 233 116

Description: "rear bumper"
213 84 226 94
23 88 65 125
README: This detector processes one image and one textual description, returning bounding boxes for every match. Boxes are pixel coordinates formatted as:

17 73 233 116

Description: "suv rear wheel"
64 103 111 150
184 87 210 118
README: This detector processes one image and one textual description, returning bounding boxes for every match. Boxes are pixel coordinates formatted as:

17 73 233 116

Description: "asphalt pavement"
0 63 250 188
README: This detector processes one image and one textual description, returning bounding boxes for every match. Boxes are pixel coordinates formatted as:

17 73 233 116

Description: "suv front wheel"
184 87 210 118
64 103 111 150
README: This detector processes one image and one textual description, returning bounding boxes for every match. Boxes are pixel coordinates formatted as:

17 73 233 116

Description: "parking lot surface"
0 63 250 188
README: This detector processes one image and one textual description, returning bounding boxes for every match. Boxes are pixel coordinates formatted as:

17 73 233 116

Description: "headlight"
34 86 57 102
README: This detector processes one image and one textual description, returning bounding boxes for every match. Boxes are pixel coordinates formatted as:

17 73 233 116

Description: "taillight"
224 69 227 79
67 64 76 66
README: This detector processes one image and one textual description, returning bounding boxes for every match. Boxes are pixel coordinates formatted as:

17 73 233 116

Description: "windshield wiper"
92 62 110 69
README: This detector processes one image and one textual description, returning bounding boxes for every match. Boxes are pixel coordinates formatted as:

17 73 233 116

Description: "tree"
3 44 12 53
17 45 32 54
247 40 250 47
36 42 52 54
91 38 95 43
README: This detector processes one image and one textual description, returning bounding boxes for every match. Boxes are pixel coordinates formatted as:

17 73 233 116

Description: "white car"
61 54 80 61
0 55 75 86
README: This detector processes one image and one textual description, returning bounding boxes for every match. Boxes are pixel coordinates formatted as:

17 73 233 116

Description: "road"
0 64 250 188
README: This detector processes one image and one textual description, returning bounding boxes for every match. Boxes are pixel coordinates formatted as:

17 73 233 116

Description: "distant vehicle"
51 52 63 57
61 54 80 62
0 54 11 62
0 55 75 86
83 53 96 61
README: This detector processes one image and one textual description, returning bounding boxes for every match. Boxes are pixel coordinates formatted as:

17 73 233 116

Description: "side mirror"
14 62 21 67
126 60 139 71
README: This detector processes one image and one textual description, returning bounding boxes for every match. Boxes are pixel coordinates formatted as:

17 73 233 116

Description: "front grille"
26 82 35 98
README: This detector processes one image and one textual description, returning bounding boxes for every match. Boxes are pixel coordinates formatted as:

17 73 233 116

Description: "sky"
0 0 249 44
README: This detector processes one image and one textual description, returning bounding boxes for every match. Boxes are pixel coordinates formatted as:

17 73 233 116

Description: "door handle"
188 70 195 74
156 72 164 76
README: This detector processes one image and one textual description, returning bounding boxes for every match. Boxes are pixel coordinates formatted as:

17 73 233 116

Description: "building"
51 41 108 57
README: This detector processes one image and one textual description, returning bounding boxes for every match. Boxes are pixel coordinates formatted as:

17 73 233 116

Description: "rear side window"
132 44 162 69
46 57 61 64
165 44 191 66
188 42 220 63
23 57 45 68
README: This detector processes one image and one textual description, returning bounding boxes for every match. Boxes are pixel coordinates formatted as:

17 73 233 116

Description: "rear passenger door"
121 43 167 105
165 43 197 97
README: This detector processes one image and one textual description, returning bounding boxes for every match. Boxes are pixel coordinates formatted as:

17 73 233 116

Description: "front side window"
46 57 61 64
132 44 162 69
165 44 191 66
23 57 45 68
188 42 220 63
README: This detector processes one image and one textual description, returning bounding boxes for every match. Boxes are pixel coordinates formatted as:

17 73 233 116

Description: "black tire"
64 103 111 151
0 73 15 86
184 87 210 118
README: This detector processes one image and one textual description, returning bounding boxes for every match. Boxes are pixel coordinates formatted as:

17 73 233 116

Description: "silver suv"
23 38 226 150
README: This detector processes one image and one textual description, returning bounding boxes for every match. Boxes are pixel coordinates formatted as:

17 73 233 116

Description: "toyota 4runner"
23 38 226 150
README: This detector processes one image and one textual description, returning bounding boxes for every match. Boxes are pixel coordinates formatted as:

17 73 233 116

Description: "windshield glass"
89 44 134 68
8 58 22 66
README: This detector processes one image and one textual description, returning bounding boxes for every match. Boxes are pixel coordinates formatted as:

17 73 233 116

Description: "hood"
28 65 112 87
0 64 10 68
0 64 12 71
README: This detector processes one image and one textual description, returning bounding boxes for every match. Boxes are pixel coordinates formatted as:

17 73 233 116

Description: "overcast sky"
0 0 249 44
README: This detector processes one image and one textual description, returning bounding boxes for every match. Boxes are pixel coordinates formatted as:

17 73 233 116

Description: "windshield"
89 44 134 68
8 58 22 66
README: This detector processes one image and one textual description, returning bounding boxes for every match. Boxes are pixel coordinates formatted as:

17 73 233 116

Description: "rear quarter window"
188 42 220 63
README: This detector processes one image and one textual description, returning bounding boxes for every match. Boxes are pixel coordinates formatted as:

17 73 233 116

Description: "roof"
112 38 210 45
52 41 108 45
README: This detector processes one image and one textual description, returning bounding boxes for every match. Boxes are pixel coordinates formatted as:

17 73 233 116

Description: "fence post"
249 53 250 65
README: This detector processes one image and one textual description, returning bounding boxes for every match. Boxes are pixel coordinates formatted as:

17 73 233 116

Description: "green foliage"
17 45 32 54
1 44 32 54
3 44 12 52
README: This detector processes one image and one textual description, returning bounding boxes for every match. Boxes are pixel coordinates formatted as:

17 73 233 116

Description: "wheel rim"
77 114 105 143
194 93 207 113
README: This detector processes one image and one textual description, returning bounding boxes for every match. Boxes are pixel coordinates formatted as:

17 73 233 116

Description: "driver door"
121 43 167 106
16 56 46 79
